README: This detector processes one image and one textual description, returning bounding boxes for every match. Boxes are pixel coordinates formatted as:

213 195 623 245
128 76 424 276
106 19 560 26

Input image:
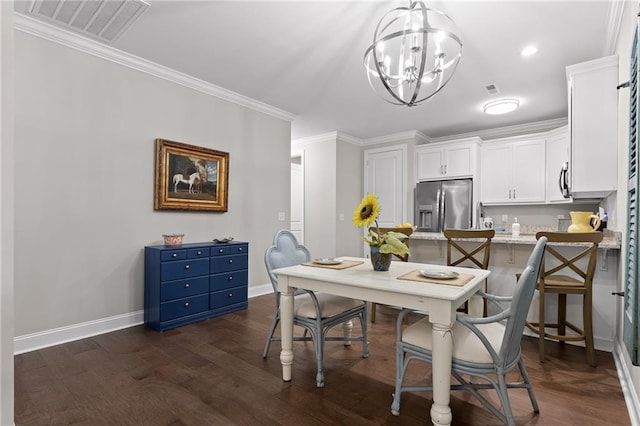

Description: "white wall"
0 2 14 423
13 32 291 337
614 2 640 424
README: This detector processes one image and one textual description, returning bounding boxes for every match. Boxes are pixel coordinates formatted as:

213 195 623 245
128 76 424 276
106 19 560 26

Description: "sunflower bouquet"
352 194 410 257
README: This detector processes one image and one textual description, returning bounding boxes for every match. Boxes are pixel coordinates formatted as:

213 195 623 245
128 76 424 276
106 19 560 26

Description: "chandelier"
364 1 462 107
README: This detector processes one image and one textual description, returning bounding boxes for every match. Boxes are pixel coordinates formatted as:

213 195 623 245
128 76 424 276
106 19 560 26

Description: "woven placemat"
396 269 475 287
302 260 364 270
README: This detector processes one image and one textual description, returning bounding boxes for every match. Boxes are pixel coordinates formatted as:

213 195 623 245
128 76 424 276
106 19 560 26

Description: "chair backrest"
264 230 311 293
500 236 547 366
535 231 603 287
369 227 413 262
443 229 495 269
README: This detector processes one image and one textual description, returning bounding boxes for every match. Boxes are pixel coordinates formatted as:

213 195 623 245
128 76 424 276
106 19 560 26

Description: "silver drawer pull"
184 283 190 288
185 264 190 270
228 276 233 280
184 302 190 307
219 249 224 253
228 259 233 264
196 251 202 256
172 253 177 258
239 247 243 251
228 293 233 298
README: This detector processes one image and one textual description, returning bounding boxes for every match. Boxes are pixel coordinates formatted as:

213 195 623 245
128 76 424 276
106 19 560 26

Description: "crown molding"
292 131 364 147
336 131 365 146
365 130 431 146
13 12 296 123
430 117 568 143
604 0 625 56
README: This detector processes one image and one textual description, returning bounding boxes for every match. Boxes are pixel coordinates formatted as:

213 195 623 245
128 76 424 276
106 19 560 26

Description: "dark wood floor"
15 294 630 425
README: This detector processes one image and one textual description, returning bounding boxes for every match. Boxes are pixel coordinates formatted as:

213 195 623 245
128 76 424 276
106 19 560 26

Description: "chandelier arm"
409 2 430 105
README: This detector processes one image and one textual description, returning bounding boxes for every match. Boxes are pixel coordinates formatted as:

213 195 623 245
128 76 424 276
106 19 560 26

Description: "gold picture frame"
154 138 229 212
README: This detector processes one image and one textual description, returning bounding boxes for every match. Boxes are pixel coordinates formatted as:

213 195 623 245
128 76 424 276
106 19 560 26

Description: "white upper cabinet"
546 126 571 203
416 137 480 181
566 55 618 199
481 137 546 205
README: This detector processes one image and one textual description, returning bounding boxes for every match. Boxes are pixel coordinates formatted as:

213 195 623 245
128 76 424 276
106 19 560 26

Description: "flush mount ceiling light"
483 98 520 115
521 45 538 57
364 1 462 107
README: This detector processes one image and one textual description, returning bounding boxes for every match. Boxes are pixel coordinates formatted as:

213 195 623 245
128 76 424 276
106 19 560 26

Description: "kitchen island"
409 230 621 352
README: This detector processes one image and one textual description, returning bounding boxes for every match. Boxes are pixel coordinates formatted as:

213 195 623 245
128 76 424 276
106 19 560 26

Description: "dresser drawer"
210 286 248 309
210 254 248 273
187 247 209 258
161 276 209 302
160 294 209 322
161 258 209 281
161 249 187 262
211 243 248 257
210 270 248 291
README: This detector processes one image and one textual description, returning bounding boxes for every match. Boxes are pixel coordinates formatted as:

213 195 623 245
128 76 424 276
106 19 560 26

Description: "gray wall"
336 138 363 257
301 138 337 257
13 32 291 336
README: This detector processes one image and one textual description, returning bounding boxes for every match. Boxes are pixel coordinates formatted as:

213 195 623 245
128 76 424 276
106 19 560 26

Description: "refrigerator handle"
436 188 442 232
440 189 446 232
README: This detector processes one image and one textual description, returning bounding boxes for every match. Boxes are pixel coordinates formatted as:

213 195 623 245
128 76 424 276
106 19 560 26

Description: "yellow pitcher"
568 211 601 233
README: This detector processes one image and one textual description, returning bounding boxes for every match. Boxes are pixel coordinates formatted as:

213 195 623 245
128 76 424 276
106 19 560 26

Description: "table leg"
280 286 294 381
468 294 483 318
430 322 454 426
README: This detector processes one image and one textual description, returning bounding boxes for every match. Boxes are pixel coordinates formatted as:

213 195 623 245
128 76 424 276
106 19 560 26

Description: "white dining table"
273 256 490 426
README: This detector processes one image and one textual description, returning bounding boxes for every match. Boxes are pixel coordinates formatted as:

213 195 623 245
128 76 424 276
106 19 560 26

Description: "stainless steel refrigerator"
415 179 473 232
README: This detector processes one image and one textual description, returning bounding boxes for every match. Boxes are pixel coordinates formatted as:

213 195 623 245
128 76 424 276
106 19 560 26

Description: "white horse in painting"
172 172 200 194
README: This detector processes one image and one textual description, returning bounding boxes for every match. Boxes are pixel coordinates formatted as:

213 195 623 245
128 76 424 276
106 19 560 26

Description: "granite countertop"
411 229 622 250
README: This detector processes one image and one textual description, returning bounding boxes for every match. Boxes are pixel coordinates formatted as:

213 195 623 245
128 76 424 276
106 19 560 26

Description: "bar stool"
526 231 603 366
443 229 495 315
370 227 412 323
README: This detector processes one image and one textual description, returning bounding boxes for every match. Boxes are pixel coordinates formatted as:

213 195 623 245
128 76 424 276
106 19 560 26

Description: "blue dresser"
144 241 249 331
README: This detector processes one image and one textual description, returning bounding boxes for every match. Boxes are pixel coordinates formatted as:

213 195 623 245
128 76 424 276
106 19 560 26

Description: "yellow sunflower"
353 194 381 227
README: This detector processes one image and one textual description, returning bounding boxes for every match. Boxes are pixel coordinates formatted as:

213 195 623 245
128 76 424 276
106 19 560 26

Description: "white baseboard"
522 327 613 352
614 340 640 425
13 310 144 355
14 283 275 355
249 283 274 298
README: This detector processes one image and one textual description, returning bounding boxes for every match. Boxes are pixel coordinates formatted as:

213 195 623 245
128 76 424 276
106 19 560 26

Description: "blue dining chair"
262 229 369 387
391 237 547 425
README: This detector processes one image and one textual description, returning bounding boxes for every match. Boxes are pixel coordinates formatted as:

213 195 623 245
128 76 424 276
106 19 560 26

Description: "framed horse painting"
154 138 229 212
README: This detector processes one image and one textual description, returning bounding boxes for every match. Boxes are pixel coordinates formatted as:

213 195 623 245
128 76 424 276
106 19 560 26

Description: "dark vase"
370 246 392 271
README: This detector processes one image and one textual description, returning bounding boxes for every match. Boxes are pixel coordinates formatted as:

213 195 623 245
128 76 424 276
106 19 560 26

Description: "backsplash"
483 203 600 229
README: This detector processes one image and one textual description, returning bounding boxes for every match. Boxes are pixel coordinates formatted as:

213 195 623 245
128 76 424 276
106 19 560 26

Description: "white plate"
420 270 459 280
313 258 342 265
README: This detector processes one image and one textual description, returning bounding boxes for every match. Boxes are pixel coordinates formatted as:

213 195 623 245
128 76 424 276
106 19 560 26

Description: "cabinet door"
568 56 618 197
365 146 406 227
481 144 512 203
512 139 546 203
546 129 571 203
416 147 444 181
444 145 473 178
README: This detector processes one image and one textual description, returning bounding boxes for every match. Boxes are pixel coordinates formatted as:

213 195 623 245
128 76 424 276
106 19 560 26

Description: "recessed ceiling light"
521 45 538 57
483 99 520 115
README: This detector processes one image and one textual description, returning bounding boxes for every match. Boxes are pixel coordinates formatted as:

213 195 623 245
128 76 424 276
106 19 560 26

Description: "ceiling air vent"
484 84 500 95
25 0 149 44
